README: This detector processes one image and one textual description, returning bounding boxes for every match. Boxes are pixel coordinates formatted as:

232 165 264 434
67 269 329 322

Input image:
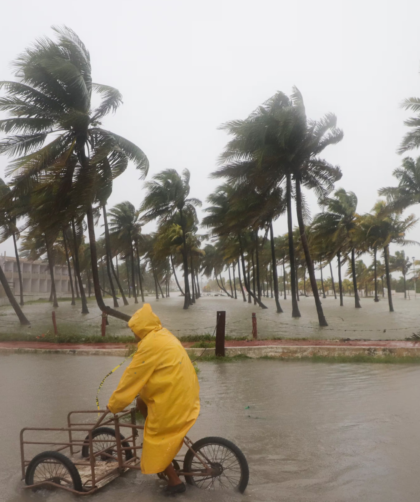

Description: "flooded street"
1 295 420 340
2 354 420 501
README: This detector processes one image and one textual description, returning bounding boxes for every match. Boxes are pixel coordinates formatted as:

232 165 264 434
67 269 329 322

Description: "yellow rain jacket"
107 304 200 474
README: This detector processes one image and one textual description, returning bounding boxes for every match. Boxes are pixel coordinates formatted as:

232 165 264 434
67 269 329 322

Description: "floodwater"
2 355 420 501
1 294 420 340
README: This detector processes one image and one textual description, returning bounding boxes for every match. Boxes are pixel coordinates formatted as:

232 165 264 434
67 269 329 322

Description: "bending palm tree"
140 169 201 310
0 27 148 322
0 179 24 305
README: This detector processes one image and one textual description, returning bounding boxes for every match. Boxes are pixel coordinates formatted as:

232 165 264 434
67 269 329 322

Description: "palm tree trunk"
237 260 247 302
190 255 196 304
329 261 337 300
269 266 273 298
283 259 287 300
170 255 184 295
12 232 24 306
286 174 301 318
153 269 159 300
238 233 267 308
403 272 407 299
134 239 145 303
110 255 128 305
320 263 326 299
195 269 201 298
179 209 191 309
62 229 75 306
296 263 300 301
381 276 385 297
255 231 262 302
158 277 165 298
251 251 257 306
74 266 80 298
216 274 232 297
87 268 92 297
102 205 118 308
85 205 130 322
295 178 327 325
374 247 379 302
337 252 343 306
45 237 58 309
125 258 131 297
384 245 394 312
269 221 283 313
0 262 30 325
232 265 237 299
228 266 234 298
70 220 89 313
351 248 361 308
129 237 138 304
247 258 251 303
103 204 125 307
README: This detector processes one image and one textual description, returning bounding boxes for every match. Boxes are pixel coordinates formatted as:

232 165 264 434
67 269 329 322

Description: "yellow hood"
128 303 162 339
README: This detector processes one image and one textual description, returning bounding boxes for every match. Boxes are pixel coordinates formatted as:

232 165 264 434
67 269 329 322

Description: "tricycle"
20 409 249 494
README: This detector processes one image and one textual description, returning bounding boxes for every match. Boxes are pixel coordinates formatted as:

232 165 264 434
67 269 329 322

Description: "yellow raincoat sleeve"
107 343 157 414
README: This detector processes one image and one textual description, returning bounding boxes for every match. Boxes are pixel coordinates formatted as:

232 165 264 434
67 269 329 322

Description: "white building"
0 254 71 304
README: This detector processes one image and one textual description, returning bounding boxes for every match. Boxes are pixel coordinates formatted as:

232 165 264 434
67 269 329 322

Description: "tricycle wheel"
183 437 249 493
81 426 133 461
25 451 83 492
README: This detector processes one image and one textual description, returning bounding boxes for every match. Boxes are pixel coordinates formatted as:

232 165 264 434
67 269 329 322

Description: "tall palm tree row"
0 26 419 327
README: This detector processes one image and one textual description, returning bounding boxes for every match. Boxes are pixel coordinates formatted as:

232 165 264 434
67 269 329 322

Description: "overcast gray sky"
1 0 420 268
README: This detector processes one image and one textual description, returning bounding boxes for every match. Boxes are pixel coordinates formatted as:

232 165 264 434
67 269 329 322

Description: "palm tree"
108 202 143 304
390 251 412 299
140 169 201 310
0 179 24 305
0 27 148 322
0 261 30 325
313 189 361 308
379 156 420 218
364 201 417 311
215 89 343 326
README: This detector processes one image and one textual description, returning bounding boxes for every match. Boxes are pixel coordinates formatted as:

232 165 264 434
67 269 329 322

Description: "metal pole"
252 313 258 340
215 311 226 357
52 311 58 335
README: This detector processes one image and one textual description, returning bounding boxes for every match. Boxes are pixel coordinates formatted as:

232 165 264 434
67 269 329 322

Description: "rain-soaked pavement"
1 294 420 340
2 354 420 501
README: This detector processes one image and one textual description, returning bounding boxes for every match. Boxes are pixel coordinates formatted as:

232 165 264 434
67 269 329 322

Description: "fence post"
215 311 226 357
252 313 258 340
52 311 58 335
101 312 107 337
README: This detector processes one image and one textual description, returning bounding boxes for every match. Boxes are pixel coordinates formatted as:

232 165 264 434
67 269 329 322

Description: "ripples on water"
2 355 420 501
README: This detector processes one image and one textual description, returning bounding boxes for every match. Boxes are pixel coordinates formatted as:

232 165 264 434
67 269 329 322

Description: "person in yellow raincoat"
107 303 200 494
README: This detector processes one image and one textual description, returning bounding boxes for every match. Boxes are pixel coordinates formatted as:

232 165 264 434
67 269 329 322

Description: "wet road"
1 295 420 340
2 355 420 501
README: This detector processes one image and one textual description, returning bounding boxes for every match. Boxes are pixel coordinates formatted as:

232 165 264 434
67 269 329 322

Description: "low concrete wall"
2 345 420 358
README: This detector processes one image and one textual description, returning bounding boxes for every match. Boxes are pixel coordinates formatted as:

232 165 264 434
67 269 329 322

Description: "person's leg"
164 463 183 487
